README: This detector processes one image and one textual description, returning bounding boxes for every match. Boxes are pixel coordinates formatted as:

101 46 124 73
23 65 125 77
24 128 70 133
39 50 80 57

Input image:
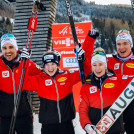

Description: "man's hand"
21 48 31 59
88 29 99 39
53 50 61 62
75 46 85 61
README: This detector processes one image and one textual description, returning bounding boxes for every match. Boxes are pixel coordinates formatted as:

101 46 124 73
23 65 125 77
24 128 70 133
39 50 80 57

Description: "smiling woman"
79 46 134 134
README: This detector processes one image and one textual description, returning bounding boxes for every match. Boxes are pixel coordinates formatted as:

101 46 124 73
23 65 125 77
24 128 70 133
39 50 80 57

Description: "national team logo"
122 75 128 79
45 79 52 86
109 77 117 80
90 86 97 93
2 71 9 78
114 63 120 70
96 114 114 133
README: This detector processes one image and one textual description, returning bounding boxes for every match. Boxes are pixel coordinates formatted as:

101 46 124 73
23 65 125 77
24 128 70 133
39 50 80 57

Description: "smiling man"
0 33 41 134
116 29 133 58
1 34 18 61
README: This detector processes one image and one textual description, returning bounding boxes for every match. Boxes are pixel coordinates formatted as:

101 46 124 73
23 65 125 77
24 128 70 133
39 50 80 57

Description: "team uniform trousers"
0 115 33 134
41 121 75 134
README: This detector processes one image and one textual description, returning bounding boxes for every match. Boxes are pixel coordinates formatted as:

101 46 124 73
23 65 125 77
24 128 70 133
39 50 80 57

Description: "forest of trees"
55 0 134 54
0 0 14 37
0 0 134 54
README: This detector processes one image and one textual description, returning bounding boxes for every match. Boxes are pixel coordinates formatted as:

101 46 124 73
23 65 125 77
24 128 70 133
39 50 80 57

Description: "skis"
65 0 85 84
95 78 134 134
9 1 45 134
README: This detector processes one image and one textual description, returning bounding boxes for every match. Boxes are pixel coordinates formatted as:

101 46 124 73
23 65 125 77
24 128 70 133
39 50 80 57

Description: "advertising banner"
52 22 92 112
52 21 92 70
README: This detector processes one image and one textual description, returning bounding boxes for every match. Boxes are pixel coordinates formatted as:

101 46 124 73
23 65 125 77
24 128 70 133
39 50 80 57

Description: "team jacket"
24 69 80 124
79 72 133 133
0 56 41 117
83 34 134 119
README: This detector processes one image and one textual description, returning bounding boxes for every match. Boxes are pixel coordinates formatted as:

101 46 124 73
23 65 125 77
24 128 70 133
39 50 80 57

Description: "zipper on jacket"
11 70 16 106
100 78 103 118
53 78 61 123
121 62 124 75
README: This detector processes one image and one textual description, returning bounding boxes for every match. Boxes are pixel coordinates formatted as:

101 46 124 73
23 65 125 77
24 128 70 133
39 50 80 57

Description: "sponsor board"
63 57 78 68
52 22 91 69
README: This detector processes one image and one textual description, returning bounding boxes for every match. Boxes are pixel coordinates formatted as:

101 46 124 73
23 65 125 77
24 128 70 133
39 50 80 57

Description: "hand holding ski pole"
9 1 46 134
53 50 61 62
74 44 85 62
88 29 99 39
21 48 31 59
65 0 85 84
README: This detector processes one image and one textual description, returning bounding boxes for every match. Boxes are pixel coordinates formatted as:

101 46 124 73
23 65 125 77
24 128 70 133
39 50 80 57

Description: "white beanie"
116 29 133 48
91 54 107 67
1 34 18 51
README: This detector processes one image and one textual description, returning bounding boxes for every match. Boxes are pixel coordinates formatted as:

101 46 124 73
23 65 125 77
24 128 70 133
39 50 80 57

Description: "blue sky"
84 0 131 5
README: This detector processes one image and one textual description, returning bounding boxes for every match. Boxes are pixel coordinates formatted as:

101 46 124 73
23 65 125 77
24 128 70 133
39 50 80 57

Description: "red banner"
52 22 92 112
52 22 92 70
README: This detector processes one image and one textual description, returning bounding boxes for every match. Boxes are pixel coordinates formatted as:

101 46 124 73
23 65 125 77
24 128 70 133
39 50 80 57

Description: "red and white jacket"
83 34 134 119
79 72 133 133
82 35 96 77
0 56 41 117
24 69 80 124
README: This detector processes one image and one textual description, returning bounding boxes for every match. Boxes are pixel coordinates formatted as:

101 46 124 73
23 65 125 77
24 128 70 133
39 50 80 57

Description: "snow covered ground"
33 112 86 134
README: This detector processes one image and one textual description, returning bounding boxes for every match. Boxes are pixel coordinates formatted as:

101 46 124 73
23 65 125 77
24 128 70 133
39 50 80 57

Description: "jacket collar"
113 48 134 61
85 69 115 84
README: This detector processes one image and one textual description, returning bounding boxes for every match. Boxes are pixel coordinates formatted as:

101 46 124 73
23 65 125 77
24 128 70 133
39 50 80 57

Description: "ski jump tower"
13 0 57 113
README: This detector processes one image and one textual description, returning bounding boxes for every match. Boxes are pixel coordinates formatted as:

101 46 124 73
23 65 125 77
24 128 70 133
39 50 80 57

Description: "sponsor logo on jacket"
109 77 117 80
96 114 114 133
104 83 115 88
90 86 97 93
126 63 134 68
122 75 128 79
114 63 119 70
2 71 9 78
45 79 52 86
57 77 67 82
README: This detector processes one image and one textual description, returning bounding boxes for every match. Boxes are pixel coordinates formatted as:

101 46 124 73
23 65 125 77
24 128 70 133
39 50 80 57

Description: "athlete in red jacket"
0 34 41 134
79 47 134 134
23 50 85 134
83 29 134 133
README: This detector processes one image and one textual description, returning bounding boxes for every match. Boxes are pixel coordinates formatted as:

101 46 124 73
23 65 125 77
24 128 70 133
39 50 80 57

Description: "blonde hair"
93 47 105 53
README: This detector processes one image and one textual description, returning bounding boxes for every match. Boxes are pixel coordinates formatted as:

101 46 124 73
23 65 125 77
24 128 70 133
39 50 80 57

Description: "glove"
74 46 85 61
21 48 31 59
85 124 96 134
88 29 99 39
53 50 61 62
